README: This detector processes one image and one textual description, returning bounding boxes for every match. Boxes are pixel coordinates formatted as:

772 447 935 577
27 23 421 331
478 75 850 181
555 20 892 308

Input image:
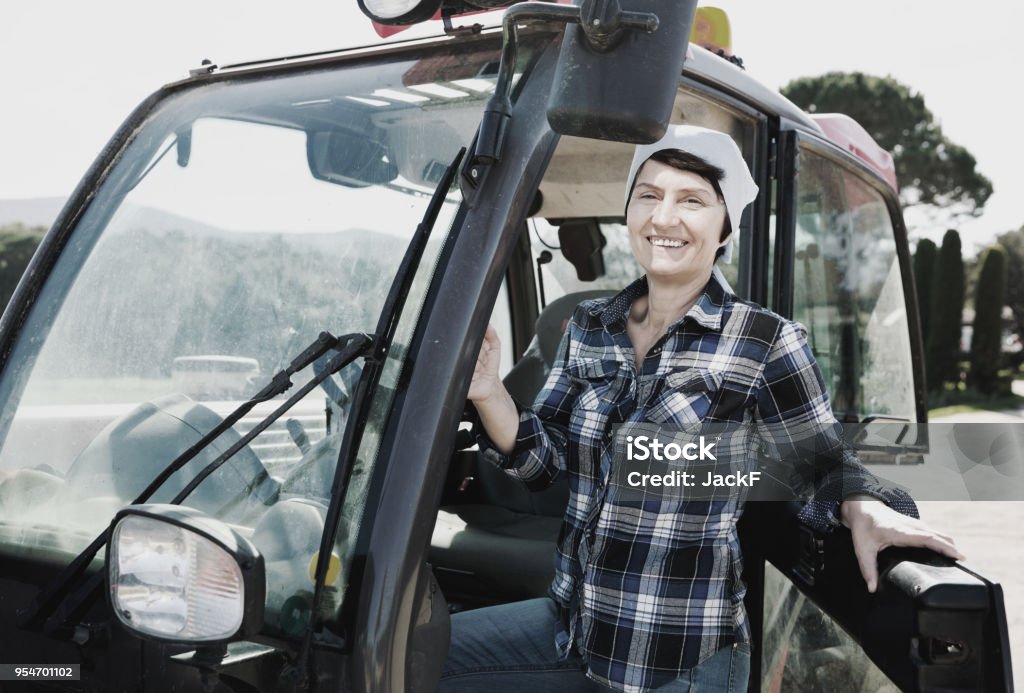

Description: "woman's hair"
628 148 733 259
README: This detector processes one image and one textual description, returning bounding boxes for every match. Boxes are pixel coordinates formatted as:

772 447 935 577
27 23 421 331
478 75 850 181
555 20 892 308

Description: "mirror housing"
547 0 699 143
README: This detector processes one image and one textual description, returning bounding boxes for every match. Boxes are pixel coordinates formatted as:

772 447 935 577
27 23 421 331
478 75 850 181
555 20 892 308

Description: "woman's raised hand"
468 324 503 404
466 325 519 455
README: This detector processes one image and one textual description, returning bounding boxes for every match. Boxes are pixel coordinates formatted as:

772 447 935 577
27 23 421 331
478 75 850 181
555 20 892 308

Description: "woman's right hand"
467 325 519 454
467 324 503 404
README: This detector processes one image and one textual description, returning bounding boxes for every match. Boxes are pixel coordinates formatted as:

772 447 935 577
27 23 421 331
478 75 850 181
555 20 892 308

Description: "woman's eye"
682 197 706 208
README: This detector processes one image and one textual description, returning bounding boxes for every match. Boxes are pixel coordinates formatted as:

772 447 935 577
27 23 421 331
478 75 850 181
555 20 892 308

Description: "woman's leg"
439 597 595 693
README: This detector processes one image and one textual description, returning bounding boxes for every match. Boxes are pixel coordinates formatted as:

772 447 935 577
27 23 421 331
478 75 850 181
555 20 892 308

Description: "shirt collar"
594 271 730 332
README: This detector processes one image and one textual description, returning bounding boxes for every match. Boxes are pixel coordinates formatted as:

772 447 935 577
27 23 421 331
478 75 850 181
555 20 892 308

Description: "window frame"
773 123 928 426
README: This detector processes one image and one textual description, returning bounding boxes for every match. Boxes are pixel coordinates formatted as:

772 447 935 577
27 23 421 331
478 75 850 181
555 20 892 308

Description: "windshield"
0 39 516 636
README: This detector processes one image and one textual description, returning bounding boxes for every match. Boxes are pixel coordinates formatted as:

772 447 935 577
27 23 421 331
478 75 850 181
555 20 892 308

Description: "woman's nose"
651 199 679 228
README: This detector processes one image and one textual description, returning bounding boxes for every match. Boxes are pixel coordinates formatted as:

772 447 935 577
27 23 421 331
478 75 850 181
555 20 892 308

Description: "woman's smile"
648 236 689 249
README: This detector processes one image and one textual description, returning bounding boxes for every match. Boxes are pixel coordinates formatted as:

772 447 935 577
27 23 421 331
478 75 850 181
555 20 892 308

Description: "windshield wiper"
18 330 372 635
283 146 467 689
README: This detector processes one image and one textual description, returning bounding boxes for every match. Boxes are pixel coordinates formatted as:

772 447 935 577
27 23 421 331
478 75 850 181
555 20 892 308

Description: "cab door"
750 124 1014 692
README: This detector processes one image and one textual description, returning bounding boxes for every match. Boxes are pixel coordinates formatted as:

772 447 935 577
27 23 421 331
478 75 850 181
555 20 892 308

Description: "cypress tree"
913 238 937 342
969 245 1008 394
926 230 965 392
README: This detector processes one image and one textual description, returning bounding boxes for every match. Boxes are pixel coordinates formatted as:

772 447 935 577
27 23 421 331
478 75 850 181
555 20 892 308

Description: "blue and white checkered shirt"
479 273 917 692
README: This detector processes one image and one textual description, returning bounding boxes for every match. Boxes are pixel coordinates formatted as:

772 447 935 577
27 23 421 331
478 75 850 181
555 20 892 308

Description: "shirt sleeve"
754 318 919 533
475 309 582 491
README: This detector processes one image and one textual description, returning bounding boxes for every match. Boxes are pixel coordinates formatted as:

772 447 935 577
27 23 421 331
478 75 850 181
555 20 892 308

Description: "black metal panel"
350 33 563 693
772 126 799 317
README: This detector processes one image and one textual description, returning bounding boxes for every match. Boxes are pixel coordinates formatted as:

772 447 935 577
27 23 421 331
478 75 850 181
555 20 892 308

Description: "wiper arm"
286 146 467 688
170 334 372 504
138 331 344 504
18 331 372 634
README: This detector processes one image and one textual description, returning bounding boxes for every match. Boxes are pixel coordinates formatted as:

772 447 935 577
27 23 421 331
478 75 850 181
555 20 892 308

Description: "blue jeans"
439 598 750 692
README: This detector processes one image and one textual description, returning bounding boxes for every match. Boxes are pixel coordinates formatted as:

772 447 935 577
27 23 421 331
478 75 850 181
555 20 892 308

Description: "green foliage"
993 226 1024 340
925 230 965 392
781 72 993 219
38 226 398 381
969 245 1008 393
912 238 937 341
0 224 46 311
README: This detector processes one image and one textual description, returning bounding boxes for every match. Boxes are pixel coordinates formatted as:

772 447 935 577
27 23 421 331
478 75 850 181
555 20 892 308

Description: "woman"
440 125 962 693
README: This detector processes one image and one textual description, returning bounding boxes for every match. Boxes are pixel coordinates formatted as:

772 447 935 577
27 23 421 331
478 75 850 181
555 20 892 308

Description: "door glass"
791 148 916 420
761 563 900 691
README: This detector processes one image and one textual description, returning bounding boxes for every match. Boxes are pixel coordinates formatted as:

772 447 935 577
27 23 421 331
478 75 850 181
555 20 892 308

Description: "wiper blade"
138 331 344 504
170 334 372 504
18 331 372 634
285 146 467 687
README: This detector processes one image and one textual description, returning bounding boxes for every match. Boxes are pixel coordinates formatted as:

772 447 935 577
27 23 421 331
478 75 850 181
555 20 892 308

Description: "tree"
912 238 937 342
926 230 965 392
993 227 1024 341
0 224 46 311
968 245 1007 394
782 73 993 222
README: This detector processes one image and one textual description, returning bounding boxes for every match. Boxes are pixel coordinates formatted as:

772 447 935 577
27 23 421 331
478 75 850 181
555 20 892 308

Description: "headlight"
107 504 265 643
357 0 441 24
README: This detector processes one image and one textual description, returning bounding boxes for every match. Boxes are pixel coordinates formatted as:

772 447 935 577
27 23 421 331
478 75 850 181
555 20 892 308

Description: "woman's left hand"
840 495 966 593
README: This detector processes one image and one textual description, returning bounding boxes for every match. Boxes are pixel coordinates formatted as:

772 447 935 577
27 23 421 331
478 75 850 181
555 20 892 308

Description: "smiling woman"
451 124 962 693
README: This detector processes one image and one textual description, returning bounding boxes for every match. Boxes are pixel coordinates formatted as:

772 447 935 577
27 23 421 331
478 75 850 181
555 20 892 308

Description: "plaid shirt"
479 273 917 692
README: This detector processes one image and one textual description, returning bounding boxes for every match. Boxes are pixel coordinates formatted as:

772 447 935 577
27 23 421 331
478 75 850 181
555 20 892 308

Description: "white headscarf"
625 124 758 264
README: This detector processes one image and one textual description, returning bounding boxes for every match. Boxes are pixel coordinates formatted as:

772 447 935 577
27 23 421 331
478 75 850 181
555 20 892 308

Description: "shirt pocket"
646 368 723 426
566 358 622 411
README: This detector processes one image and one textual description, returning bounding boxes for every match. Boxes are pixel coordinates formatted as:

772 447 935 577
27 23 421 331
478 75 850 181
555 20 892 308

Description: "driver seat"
430 290 614 599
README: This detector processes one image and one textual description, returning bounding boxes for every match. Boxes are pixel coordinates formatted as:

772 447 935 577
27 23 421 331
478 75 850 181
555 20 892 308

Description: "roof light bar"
358 0 441 24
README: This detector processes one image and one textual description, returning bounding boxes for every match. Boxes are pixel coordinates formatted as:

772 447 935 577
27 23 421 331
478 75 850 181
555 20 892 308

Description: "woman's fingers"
851 537 880 593
887 526 965 561
849 507 966 593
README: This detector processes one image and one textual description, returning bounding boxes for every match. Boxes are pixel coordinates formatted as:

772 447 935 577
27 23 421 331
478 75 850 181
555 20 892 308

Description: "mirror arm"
470 0 658 168
578 0 658 52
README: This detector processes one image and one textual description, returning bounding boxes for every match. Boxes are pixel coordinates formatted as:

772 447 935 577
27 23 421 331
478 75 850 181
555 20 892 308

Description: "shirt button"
651 347 661 354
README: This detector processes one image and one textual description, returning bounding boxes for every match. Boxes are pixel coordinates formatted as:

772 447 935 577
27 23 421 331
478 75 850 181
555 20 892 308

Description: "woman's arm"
468 320 580 490
755 319 963 592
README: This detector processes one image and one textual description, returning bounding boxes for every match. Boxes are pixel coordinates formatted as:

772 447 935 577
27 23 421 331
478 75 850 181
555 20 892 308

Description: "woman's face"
626 158 727 285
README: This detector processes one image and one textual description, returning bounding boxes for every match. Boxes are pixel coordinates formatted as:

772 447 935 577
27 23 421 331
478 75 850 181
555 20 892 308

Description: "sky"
2 0 1022 255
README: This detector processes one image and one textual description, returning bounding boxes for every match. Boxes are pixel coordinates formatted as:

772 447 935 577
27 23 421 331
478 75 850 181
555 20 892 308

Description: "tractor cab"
0 2 1012 690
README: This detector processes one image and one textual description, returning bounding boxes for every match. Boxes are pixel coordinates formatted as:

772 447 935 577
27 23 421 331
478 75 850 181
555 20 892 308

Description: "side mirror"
468 0 698 170
307 130 398 188
547 0 699 143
